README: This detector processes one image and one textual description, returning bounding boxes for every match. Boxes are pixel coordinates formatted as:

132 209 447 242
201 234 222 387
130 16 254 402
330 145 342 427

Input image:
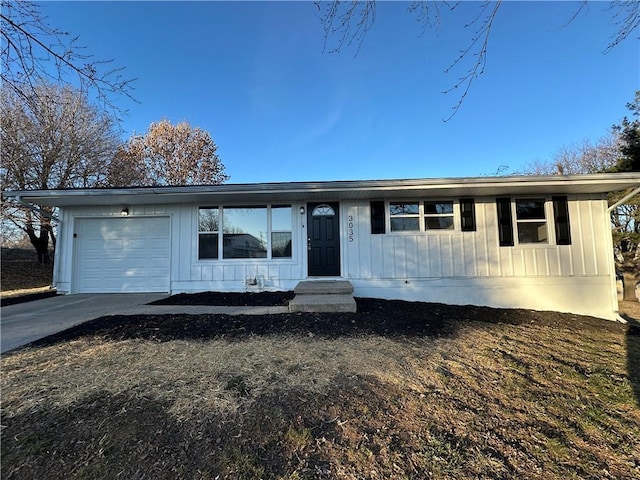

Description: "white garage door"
75 217 170 293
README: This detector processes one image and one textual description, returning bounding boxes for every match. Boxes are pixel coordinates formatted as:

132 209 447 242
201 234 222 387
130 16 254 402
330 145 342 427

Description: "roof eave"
4 173 639 207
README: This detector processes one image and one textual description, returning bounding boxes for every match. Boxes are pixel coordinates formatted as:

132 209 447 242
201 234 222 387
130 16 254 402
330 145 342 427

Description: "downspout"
605 186 640 323
13 196 62 291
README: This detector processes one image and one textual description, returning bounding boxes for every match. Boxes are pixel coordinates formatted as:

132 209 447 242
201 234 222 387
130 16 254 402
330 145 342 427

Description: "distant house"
6 173 640 320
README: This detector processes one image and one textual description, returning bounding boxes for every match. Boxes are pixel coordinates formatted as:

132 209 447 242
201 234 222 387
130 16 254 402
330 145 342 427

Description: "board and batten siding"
57 203 307 294
56 194 617 319
343 195 617 319
172 203 306 293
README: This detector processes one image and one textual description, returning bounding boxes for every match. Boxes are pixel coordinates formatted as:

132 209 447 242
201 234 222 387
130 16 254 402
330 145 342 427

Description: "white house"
6 173 640 320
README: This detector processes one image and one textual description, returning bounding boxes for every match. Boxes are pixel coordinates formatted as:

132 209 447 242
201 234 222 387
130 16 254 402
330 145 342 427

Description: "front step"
294 280 354 295
289 281 357 313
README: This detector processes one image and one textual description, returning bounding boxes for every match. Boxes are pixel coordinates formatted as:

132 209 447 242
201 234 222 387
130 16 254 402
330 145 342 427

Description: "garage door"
75 217 170 293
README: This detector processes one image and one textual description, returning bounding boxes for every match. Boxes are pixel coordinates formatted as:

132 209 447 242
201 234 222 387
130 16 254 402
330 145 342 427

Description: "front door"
307 202 340 276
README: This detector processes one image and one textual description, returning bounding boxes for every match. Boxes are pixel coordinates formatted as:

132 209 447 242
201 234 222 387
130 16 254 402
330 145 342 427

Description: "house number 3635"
348 215 355 242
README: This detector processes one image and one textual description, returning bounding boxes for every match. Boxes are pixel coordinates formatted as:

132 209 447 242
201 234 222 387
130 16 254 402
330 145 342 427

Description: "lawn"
1 297 639 480
1 247 54 301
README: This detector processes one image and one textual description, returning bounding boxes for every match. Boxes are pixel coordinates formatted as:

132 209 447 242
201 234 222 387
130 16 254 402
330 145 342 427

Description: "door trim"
307 202 341 277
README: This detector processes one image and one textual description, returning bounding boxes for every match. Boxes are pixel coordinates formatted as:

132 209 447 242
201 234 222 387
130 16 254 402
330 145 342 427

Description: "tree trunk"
622 271 639 302
26 227 51 264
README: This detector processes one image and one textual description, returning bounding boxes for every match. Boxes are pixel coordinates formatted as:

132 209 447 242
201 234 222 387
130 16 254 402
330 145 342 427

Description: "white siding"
342 195 617 319
55 194 618 319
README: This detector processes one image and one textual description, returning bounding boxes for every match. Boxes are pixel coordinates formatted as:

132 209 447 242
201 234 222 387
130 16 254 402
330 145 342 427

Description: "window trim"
423 200 455 231
511 197 556 247
386 199 461 234
197 204 294 261
389 201 421 232
198 206 220 260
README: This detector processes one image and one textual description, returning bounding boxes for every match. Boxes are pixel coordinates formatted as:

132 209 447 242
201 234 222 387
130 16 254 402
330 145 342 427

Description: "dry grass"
620 300 640 322
2 308 639 480
1 247 53 297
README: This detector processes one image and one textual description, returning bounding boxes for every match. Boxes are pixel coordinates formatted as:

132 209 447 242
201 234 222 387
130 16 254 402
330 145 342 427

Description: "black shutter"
370 201 385 234
552 196 571 245
496 198 514 246
460 198 476 232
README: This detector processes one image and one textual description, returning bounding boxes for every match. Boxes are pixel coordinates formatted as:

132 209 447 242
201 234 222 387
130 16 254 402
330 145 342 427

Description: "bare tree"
521 135 622 176
316 0 639 120
610 192 640 302
1 83 121 262
1 0 134 115
519 127 639 302
109 119 229 187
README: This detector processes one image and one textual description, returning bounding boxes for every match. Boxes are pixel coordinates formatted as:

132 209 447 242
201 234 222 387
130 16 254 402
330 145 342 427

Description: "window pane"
390 203 419 215
198 207 219 232
424 201 453 215
272 232 292 258
223 207 267 258
312 204 335 216
199 233 218 259
516 200 545 220
271 206 292 231
517 222 548 243
391 217 420 231
425 217 454 230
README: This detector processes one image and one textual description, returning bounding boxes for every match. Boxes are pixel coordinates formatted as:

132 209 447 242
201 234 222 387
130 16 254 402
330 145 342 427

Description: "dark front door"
307 202 340 276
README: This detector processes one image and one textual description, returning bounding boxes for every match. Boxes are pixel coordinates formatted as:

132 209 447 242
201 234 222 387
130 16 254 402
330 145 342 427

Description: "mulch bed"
28 293 633 350
150 290 295 306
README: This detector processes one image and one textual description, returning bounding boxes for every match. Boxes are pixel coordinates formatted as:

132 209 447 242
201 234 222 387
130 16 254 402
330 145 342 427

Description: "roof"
4 173 640 207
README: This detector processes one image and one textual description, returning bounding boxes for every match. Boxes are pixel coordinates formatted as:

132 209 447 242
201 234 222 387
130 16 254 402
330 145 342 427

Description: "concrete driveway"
1 293 168 354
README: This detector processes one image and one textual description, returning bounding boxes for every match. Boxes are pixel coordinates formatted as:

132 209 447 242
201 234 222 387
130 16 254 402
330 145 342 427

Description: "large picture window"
198 205 292 260
223 207 268 258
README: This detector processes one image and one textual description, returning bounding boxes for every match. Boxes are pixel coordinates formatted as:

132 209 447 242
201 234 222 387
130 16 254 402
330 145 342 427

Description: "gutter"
606 186 640 323
13 195 60 222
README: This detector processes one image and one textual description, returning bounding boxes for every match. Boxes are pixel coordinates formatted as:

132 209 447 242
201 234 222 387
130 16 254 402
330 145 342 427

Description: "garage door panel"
75 217 170 293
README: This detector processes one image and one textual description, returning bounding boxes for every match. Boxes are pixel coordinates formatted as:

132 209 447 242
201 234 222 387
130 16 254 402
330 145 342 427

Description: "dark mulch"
150 290 295 306
29 294 632 350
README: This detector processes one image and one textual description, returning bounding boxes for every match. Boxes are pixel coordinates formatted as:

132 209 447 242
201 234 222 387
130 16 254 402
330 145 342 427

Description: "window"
390 202 420 231
311 204 335 216
223 207 267 258
388 200 463 232
515 199 548 244
497 197 572 247
198 207 219 259
271 205 292 258
424 201 454 230
198 205 292 260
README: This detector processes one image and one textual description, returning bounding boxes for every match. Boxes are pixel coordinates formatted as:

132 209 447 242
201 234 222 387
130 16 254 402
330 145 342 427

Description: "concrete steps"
288 280 357 313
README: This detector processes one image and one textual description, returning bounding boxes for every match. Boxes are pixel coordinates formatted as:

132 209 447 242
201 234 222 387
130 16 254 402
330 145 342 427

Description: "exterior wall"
56 202 308 295
343 195 617 320
56 193 618 319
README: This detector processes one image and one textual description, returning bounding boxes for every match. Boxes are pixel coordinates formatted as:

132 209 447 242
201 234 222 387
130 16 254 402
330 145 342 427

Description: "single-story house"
6 173 640 320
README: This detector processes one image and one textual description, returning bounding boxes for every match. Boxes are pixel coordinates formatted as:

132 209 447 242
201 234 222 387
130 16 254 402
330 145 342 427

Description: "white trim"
6 173 639 207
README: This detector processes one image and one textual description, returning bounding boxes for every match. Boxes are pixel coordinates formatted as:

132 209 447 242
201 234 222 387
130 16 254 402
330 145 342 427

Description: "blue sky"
38 1 638 183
